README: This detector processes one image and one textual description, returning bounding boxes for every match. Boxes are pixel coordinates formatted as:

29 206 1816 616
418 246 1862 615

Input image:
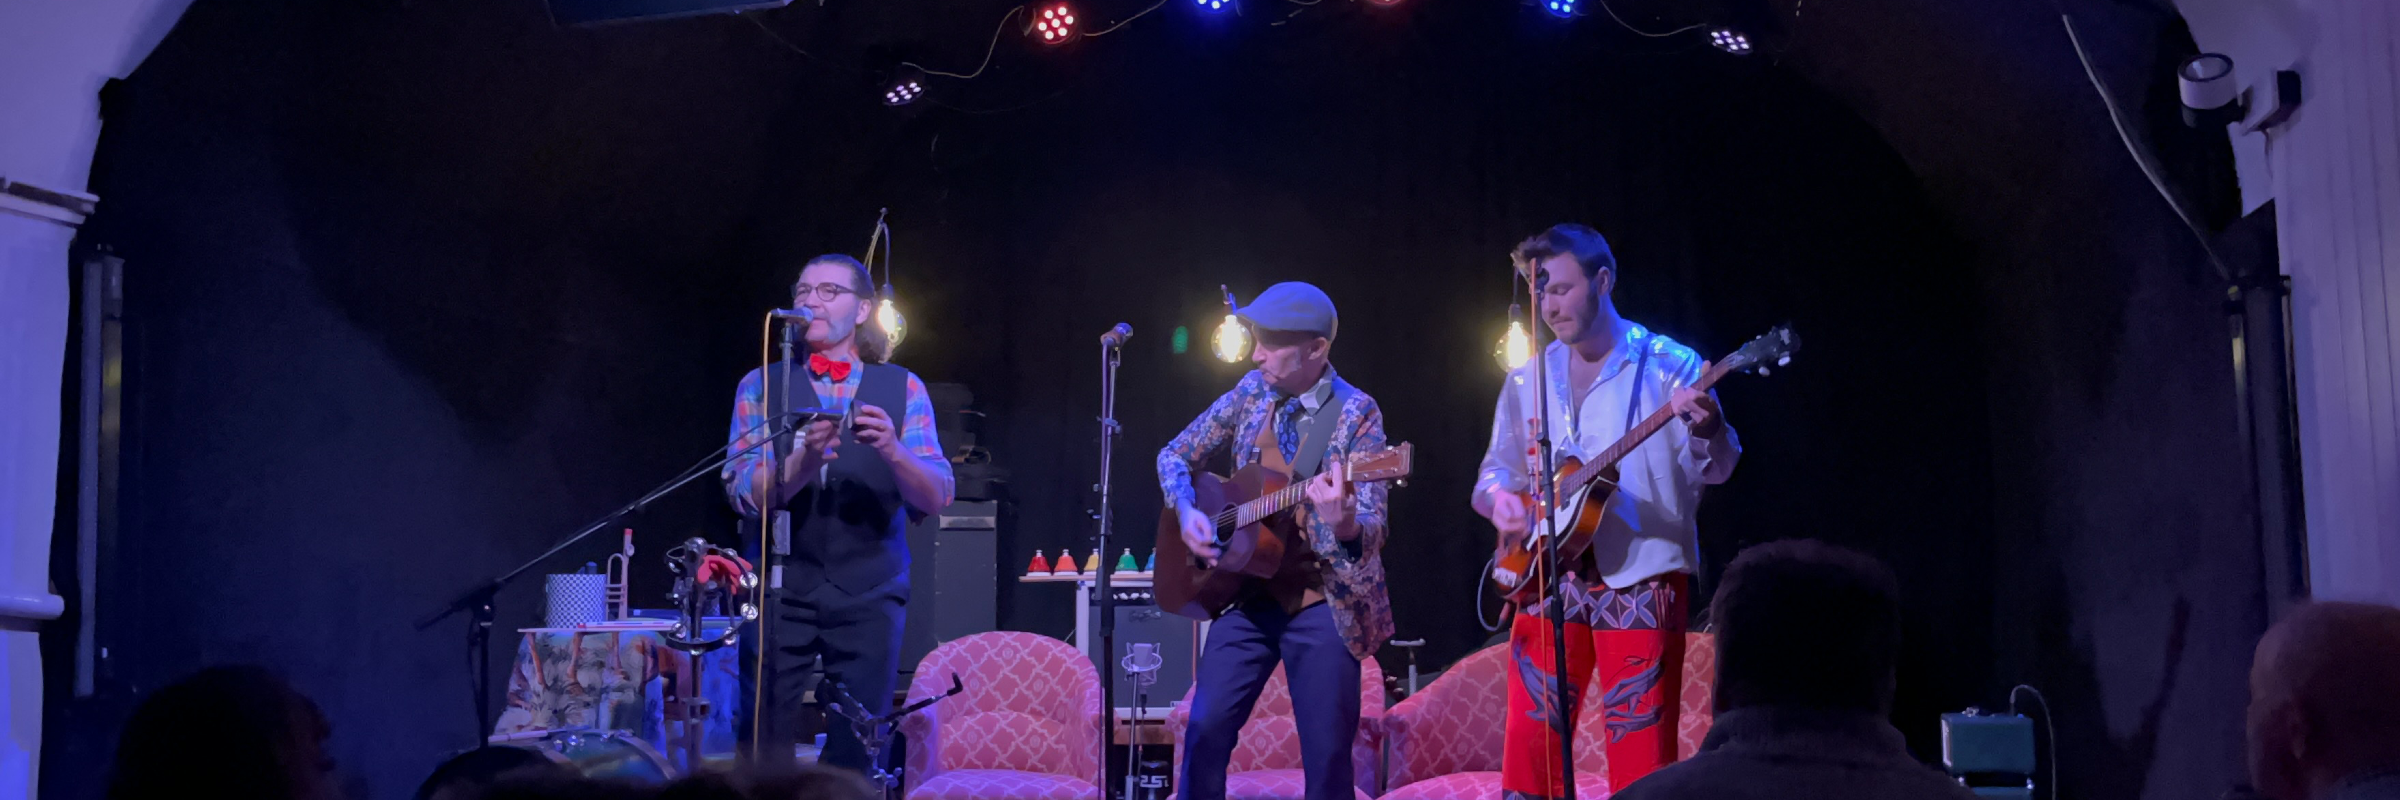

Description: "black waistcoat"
749 361 913 596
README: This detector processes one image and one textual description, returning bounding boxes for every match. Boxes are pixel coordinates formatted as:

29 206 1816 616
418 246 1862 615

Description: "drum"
491 729 676 783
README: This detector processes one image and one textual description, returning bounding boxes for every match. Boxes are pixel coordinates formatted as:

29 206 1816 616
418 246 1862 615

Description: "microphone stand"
753 316 800 762
1525 271 1576 800
1093 325 1130 797
828 675 966 800
414 409 818 746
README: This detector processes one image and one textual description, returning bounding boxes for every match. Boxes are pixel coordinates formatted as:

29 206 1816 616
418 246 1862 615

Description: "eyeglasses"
795 282 861 302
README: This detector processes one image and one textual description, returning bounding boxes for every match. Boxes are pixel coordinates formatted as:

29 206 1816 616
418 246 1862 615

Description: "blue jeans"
1179 599 1361 800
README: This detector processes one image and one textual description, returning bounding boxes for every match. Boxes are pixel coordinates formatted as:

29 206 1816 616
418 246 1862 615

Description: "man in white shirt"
1472 223 1740 798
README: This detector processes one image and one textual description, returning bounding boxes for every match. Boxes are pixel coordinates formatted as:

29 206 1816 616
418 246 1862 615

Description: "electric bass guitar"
1489 325 1798 604
1155 443 1414 620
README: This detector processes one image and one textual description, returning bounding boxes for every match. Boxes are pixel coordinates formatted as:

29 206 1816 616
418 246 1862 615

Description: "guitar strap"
1292 381 1354 479
1626 342 1651 433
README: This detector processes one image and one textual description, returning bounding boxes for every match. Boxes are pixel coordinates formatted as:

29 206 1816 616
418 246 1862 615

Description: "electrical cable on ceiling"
906 6 1026 79
744 14 819 61
1083 0 1170 37
2058 12 2234 283
1592 0 1708 38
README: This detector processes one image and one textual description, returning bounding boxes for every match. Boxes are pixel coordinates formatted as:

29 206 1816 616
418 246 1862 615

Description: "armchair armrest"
900 701 946 795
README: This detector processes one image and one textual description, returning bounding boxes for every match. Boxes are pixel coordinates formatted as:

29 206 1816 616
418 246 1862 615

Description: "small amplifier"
1942 709 2036 799
1089 587 1199 713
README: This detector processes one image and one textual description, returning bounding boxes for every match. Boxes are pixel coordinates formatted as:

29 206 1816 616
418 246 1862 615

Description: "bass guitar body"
1154 464 1295 620
1490 455 1618 605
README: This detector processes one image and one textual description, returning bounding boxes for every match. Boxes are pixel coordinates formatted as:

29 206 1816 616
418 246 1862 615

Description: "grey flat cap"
1234 282 1338 340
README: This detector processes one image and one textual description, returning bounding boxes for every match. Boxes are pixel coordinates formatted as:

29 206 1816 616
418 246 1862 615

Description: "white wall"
2262 0 2400 606
0 2 194 797
2178 0 2400 607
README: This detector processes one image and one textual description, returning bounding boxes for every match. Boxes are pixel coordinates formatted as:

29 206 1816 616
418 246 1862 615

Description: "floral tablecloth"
492 629 741 757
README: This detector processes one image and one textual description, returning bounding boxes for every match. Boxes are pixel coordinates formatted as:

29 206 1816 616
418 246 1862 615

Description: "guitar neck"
1559 362 1729 494
1234 464 1340 528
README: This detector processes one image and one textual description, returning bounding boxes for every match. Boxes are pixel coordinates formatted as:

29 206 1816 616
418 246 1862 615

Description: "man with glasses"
722 253 953 773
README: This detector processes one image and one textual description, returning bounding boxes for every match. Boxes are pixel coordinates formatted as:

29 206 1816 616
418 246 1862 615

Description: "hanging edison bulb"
1211 313 1250 363
876 284 907 353
1495 319 1533 370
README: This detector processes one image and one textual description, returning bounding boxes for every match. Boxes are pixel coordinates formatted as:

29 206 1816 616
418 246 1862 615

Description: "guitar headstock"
1717 325 1800 377
1347 442 1415 483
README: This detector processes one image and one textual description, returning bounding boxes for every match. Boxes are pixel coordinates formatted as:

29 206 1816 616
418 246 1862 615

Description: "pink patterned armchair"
1164 658 1386 800
1381 634 1716 800
901 632 1104 800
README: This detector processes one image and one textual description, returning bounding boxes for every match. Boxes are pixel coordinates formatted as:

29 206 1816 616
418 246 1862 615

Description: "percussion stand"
415 410 820 747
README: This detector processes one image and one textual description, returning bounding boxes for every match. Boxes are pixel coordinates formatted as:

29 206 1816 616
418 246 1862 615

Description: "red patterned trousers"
1500 572 1689 799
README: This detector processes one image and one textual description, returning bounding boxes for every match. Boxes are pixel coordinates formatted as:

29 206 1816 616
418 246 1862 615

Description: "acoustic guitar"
1489 325 1798 605
1154 443 1414 620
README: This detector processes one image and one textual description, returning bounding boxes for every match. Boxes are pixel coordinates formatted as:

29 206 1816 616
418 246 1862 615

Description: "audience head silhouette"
1709 538 1904 714
107 665 338 800
415 746 572 800
656 766 877 800
2247 601 2400 800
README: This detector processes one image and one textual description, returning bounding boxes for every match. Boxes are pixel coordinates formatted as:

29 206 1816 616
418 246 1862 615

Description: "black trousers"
741 571 908 775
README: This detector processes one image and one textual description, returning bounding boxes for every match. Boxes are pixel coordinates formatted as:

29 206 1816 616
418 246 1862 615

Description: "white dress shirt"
1474 323 1741 589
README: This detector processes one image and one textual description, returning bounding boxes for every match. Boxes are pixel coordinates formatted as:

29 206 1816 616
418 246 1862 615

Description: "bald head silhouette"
2247 601 2400 800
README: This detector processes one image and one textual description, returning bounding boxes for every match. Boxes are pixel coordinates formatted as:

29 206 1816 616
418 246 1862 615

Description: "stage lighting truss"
1708 27 1751 54
1031 2 1078 44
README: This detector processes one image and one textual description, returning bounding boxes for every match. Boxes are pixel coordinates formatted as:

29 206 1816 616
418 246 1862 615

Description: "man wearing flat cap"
1158 281 1395 800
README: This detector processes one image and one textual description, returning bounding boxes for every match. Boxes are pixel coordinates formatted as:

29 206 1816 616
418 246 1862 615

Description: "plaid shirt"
721 357 953 518
1157 367 1394 659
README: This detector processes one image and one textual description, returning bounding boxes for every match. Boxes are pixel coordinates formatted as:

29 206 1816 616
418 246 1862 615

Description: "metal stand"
663 537 760 772
1523 271 1576 800
1093 325 1130 797
755 318 801 761
415 408 817 748
829 675 965 800
1122 643 1164 800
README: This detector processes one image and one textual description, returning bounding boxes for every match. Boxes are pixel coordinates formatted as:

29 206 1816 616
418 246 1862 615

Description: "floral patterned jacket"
1157 367 1394 660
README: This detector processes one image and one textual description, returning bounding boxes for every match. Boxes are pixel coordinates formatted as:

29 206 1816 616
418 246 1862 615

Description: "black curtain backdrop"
43 0 2255 798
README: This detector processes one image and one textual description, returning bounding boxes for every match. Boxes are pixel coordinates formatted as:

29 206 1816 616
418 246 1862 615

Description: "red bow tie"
808 353 853 382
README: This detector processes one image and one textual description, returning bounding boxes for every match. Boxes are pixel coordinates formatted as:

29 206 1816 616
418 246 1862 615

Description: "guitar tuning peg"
1777 356 1791 367
1756 366 1770 377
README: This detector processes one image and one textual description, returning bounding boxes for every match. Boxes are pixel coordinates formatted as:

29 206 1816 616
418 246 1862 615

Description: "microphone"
771 308 816 323
1101 322 1133 347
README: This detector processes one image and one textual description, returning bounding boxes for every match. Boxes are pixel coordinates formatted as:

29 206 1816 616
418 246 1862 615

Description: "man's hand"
1304 469 1356 536
1487 487 1530 551
853 404 903 463
1178 504 1220 567
1670 364 1724 439
779 420 839 485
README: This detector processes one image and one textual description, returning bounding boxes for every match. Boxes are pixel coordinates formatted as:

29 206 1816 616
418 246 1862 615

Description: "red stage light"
1032 2 1077 44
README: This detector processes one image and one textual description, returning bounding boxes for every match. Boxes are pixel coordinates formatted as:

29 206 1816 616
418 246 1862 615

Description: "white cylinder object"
2180 53 2240 110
